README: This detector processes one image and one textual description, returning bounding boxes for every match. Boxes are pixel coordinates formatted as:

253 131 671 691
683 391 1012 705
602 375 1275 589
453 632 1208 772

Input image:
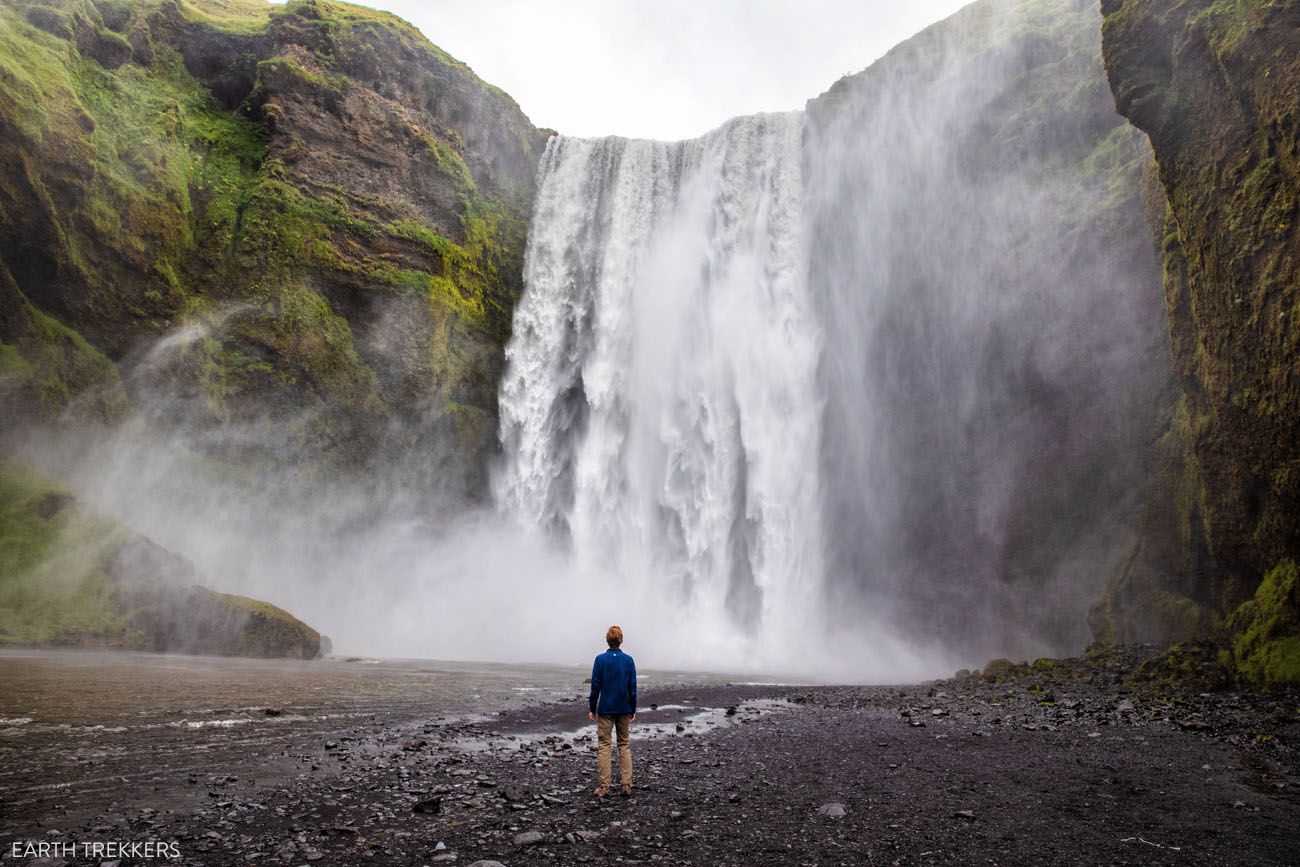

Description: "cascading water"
497 0 1164 676
496 114 832 666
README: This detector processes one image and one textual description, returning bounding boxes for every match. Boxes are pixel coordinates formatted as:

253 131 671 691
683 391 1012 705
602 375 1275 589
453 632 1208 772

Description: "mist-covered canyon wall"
805 0 1167 661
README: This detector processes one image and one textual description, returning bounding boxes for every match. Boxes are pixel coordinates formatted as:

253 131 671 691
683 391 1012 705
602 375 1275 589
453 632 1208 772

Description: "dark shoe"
620 784 632 797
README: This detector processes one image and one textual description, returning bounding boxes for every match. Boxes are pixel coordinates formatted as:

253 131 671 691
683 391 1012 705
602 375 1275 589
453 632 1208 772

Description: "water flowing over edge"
495 115 940 679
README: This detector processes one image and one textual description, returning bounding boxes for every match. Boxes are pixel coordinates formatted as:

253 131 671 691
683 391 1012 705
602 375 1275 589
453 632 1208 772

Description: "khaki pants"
596 714 632 788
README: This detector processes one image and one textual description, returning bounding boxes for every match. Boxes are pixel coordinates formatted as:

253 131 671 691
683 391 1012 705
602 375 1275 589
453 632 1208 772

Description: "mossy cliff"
0 457 320 656
1096 0 1300 683
0 0 546 493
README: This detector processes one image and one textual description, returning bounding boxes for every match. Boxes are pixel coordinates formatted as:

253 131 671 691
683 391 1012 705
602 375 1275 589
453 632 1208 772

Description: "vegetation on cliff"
0 457 320 656
0 0 546 492
1099 0 1300 683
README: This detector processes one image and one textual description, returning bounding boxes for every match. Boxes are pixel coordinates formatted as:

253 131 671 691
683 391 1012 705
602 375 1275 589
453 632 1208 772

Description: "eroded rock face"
0 0 547 497
1097 0 1300 672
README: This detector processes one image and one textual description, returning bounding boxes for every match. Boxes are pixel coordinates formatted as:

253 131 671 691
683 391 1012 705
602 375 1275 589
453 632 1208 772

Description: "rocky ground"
4 647 1300 866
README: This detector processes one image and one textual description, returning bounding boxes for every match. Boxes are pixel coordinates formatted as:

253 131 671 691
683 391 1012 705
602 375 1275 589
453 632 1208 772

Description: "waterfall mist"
805 0 1167 662
493 0 1165 672
8 0 1165 680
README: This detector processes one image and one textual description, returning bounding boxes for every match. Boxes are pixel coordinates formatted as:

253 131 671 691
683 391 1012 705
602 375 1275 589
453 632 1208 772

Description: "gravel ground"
4 649 1299 866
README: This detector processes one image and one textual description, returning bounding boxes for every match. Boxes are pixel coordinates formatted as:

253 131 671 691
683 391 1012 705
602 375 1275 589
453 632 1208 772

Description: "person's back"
588 625 636 796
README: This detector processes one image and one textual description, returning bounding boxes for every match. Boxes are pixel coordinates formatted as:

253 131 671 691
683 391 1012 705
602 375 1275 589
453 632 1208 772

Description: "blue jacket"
589 648 637 716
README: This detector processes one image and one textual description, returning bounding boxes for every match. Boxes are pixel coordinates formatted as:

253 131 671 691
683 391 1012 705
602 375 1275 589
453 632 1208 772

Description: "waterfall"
496 0 1163 674
496 114 827 655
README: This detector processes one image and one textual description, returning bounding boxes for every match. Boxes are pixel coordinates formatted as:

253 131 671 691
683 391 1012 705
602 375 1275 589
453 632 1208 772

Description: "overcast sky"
350 1 974 140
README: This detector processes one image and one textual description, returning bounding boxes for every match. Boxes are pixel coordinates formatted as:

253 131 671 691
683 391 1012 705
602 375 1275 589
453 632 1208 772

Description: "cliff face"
0 0 547 495
804 0 1169 660
1098 0 1300 681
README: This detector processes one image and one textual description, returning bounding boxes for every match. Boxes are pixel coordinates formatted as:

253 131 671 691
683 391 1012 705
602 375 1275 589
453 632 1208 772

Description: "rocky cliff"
804 0 1170 659
1097 0 1300 682
0 0 547 495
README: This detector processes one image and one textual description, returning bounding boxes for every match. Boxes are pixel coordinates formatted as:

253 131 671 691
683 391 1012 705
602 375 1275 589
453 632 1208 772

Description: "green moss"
1195 0 1268 55
421 134 475 192
0 457 320 655
0 459 127 645
1226 560 1300 685
1127 640 1232 691
0 342 33 378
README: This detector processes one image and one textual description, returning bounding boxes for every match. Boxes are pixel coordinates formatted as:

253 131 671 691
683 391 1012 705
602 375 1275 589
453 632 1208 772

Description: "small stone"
513 830 544 846
931 708 948 717
413 797 442 815
435 841 448 851
953 810 976 821
1117 699 1135 713
263 707 284 717
468 862 507 867
816 802 847 818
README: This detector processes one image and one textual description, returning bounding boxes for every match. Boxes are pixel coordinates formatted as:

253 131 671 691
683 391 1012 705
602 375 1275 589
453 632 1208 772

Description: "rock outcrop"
0 458 321 657
0 0 547 496
1097 0 1300 682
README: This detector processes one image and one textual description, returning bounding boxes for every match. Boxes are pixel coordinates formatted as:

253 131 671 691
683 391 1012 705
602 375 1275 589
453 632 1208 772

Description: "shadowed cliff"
1097 0 1300 684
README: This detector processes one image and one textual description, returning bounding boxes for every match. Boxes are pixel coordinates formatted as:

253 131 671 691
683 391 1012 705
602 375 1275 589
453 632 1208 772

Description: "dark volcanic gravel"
4 653 1300 866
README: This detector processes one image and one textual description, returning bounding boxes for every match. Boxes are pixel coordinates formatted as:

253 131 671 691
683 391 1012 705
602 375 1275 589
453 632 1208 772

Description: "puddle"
448 697 795 756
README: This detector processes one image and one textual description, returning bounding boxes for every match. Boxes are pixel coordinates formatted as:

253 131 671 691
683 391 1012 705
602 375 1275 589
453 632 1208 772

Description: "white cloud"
352 0 974 140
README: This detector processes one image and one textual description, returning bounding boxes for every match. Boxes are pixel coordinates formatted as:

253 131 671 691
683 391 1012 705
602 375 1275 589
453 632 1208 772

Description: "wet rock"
263 707 284 717
817 802 847 818
413 797 442 815
982 659 1023 681
500 784 531 803
468 862 507 867
954 810 976 821
513 829 544 845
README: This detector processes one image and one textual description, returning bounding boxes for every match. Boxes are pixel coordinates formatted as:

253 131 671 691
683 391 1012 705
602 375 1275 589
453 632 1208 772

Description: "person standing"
588 625 637 797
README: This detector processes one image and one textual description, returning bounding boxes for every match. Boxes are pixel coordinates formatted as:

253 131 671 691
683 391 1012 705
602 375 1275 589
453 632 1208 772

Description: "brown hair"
605 625 623 648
